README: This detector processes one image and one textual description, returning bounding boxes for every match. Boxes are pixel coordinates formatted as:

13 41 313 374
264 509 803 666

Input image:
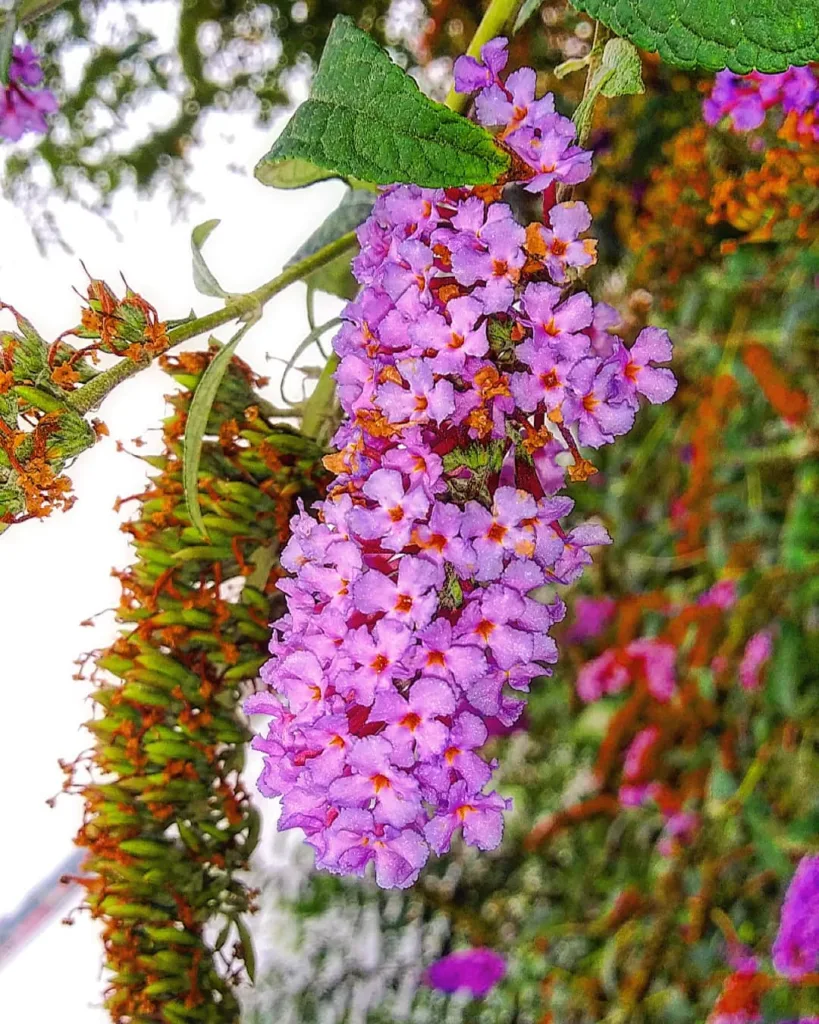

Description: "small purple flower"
1 45 58 142
370 676 456 765
425 947 506 998
509 121 593 193
533 201 598 284
612 326 677 409
475 66 556 135
353 556 443 630
425 780 511 853
462 486 538 581
520 282 593 360
453 37 509 94
410 296 488 374
349 468 430 551
329 735 424 827
564 359 636 449
376 357 455 426
318 809 428 888
773 855 819 980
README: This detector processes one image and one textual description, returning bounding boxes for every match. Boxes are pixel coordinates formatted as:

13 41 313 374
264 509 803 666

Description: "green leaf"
766 620 802 716
286 188 374 299
513 0 546 33
235 916 256 983
182 325 254 538
190 219 229 299
255 15 509 189
599 38 645 96
568 0 819 72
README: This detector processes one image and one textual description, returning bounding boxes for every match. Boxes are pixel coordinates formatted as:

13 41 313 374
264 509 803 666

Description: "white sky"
0 105 346 1019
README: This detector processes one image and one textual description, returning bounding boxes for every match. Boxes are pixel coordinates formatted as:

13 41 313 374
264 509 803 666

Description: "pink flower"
739 630 773 691
425 947 506 997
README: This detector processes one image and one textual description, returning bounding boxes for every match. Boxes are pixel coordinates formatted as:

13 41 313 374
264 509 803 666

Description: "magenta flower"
698 579 738 610
623 725 660 781
566 596 616 642
739 630 773 691
576 649 630 703
425 947 506 998
773 855 819 980
626 639 677 701
1 45 57 142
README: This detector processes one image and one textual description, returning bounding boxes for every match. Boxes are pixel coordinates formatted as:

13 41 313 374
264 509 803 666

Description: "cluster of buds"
248 37 677 889
0 44 57 142
0 281 169 532
67 350 325 1022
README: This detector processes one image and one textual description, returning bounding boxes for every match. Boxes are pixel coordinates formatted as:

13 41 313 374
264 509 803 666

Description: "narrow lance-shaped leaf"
569 0 819 73
256 15 510 190
191 219 230 299
182 324 255 537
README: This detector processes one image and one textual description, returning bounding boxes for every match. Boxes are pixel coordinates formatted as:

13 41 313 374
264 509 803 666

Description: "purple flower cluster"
772 855 819 980
0 45 57 142
248 38 676 889
704 66 819 138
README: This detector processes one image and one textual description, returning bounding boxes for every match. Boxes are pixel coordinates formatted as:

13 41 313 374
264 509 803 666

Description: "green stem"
556 20 612 202
444 0 526 113
67 230 357 416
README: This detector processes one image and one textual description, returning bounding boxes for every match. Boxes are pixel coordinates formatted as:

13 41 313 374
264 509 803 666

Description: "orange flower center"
476 619 495 642
487 522 507 544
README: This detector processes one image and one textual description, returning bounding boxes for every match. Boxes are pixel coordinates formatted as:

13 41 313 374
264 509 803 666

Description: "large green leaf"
255 15 509 189
570 0 819 72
